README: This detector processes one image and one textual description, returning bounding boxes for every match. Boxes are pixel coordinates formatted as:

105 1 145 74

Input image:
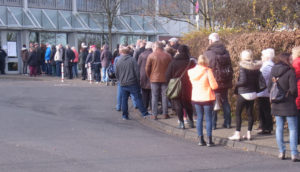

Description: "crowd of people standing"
0 33 299 161
113 34 300 161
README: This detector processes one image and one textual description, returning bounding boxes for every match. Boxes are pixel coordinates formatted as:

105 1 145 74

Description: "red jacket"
292 57 300 109
72 49 79 63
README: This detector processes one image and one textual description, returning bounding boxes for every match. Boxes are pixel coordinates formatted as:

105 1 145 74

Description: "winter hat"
169 37 178 43
240 50 253 61
145 42 153 49
90 45 96 49
261 48 275 61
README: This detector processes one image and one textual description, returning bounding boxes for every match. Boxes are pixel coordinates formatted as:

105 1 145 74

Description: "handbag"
166 61 191 99
258 71 267 92
270 77 288 103
214 94 222 111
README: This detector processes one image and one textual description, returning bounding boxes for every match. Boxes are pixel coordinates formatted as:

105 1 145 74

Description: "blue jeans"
51 65 56 76
93 63 101 82
212 90 231 127
102 67 108 82
72 62 78 77
55 61 62 77
116 83 137 110
120 84 148 118
46 63 52 75
195 104 213 137
275 116 299 156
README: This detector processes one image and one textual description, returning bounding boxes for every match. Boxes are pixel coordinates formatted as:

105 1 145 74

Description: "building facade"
0 0 192 74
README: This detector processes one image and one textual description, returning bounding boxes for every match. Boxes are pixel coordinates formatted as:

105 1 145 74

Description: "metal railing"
28 0 72 10
0 0 22 6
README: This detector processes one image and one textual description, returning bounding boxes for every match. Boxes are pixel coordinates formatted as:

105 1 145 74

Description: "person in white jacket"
257 48 275 134
54 45 63 77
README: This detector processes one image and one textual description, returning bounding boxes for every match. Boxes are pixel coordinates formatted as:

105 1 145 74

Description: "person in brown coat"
21 45 29 75
146 41 172 120
138 42 153 110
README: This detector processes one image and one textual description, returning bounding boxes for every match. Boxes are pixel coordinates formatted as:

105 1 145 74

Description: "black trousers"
81 64 87 79
141 88 151 110
172 98 193 123
258 97 273 131
235 95 254 131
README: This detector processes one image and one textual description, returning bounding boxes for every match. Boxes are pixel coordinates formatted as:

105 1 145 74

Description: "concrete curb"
132 110 286 158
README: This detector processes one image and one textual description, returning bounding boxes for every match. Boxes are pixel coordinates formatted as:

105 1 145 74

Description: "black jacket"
204 42 233 91
133 46 145 61
50 46 56 65
0 49 7 61
115 54 139 86
79 48 88 66
91 50 101 64
166 54 195 101
236 60 262 94
268 62 298 116
27 51 39 66
64 48 75 66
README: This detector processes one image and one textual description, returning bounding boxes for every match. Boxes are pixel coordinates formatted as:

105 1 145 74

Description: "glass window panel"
40 32 56 45
86 34 101 48
29 32 39 43
102 34 109 46
119 35 128 45
122 16 142 31
114 17 128 31
7 32 17 41
56 33 67 45
8 62 18 71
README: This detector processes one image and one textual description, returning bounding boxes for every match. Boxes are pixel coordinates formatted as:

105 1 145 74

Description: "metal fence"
28 0 72 10
0 0 22 6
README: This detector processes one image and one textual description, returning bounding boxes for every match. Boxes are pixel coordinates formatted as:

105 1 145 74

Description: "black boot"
178 121 185 129
188 120 195 128
207 136 215 147
198 136 206 146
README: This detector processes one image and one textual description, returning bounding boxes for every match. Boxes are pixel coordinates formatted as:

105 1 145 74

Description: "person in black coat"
229 50 261 141
90 45 101 83
166 44 195 129
0 46 7 74
80 45 88 80
64 45 75 79
133 41 146 61
204 33 233 129
27 47 39 77
268 53 299 161
50 45 56 77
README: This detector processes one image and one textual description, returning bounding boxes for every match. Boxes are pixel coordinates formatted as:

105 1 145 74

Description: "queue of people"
114 34 300 161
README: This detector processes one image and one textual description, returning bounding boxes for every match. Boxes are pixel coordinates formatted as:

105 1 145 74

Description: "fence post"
61 63 64 83
88 63 92 84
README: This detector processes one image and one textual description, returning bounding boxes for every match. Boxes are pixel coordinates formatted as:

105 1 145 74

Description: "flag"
195 0 199 14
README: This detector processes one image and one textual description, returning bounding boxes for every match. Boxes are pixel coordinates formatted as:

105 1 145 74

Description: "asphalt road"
0 79 299 172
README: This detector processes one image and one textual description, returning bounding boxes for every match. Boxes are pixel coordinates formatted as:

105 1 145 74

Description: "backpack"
269 77 288 103
213 54 233 89
107 64 116 79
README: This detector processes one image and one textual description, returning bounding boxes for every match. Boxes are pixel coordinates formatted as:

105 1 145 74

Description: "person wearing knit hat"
229 50 262 141
21 44 29 75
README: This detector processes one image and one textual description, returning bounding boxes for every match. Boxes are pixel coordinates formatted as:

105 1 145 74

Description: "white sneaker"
243 131 252 140
228 131 241 141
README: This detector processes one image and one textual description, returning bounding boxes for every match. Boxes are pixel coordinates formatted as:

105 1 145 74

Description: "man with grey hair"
169 37 179 50
257 48 275 134
64 44 75 79
115 45 150 120
146 41 172 120
138 42 153 109
204 32 233 129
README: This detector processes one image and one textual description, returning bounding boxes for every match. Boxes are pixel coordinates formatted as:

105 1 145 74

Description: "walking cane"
61 63 64 83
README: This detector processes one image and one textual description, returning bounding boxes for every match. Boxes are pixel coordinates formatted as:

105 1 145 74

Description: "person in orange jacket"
188 55 218 147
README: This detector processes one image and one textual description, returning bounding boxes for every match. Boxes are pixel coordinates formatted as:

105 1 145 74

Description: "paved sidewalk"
132 110 299 158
